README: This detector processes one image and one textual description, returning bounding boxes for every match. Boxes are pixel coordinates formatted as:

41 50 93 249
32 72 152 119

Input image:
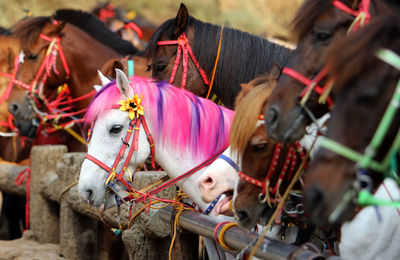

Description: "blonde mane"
230 75 276 155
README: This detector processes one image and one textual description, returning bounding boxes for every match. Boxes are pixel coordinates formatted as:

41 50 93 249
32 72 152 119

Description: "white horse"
78 70 234 259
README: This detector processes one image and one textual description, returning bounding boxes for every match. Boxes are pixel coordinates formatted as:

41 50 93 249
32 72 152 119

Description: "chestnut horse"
304 13 400 227
6 10 139 151
198 75 318 246
145 4 292 109
264 0 392 142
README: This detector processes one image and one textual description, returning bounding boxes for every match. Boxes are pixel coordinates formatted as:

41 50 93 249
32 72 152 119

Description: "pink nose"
199 175 215 193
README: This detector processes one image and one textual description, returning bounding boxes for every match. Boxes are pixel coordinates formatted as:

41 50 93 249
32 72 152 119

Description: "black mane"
145 16 292 109
53 9 139 56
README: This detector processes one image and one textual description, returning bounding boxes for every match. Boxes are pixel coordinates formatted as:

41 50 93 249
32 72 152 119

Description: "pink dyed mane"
86 76 234 159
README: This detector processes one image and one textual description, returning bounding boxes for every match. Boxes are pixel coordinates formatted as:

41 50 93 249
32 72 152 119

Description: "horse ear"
97 70 111 86
43 21 66 36
269 63 282 80
115 69 134 99
111 60 124 78
175 3 189 35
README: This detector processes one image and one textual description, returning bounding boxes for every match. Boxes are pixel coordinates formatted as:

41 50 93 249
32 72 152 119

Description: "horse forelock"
11 17 51 49
85 76 234 159
291 0 335 41
327 12 400 91
230 77 276 157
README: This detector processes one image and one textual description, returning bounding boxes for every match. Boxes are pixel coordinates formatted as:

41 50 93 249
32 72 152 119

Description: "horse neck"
193 23 292 108
62 24 122 109
153 140 208 210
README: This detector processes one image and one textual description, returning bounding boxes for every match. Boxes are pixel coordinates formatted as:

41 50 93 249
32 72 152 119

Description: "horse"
144 4 292 109
91 2 157 50
263 0 393 142
198 75 320 247
5 9 139 152
78 70 234 259
304 12 400 228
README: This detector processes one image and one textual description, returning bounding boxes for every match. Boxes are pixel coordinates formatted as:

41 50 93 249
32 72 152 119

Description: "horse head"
79 69 151 208
304 12 400 227
144 4 208 97
264 0 387 142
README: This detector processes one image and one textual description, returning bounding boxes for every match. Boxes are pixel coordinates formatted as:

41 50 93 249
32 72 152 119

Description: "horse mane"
327 12 400 89
145 17 291 108
11 17 51 48
85 77 234 159
0 27 11 36
230 75 276 155
53 9 139 55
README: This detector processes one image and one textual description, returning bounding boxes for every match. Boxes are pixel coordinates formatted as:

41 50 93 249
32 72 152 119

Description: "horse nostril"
306 185 324 206
85 189 94 202
199 176 215 191
8 102 20 116
236 210 250 222
266 105 280 130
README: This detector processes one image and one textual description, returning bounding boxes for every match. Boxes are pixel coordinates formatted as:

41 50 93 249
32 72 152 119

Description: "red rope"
124 22 143 39
157 33 210 89
15 167 31 229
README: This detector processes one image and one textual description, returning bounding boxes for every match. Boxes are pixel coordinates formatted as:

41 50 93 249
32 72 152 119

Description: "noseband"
220 115 307 206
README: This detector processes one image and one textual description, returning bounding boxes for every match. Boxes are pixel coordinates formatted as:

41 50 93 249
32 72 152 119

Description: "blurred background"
0 0 303 41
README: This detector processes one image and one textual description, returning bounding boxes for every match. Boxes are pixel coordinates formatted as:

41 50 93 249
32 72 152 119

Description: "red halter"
232 115 307 204
124 22 143 39
282 0 371 108
85 104 156 189
282 66 334 108
157 32 210 89
84 100 227 205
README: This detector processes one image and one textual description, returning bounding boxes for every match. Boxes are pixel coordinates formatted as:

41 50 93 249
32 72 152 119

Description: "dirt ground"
0 230 64 260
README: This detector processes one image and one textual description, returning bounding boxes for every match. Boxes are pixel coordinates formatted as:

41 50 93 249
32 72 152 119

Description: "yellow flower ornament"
119 94 144 120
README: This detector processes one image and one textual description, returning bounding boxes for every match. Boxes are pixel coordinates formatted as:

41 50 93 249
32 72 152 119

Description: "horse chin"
236 203 267 230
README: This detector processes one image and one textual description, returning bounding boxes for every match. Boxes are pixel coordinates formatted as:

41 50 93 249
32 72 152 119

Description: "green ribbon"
128 59 134 78
319 49 400 208
358 190 400 208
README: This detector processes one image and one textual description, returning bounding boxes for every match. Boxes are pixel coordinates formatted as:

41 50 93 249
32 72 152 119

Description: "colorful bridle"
282 0 371 108
85 93 156 189
319 49 400 222
0 23 96 144
156 28 223 99
220 115 307 207
84 89 226 209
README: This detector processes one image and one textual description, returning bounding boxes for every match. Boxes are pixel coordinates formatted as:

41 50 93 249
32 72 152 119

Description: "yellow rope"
57 180 79 202
206 27 224 99
248 137 318 259
52 123 87 145
218 222 238 250
169 207 184 260
300 82 317 107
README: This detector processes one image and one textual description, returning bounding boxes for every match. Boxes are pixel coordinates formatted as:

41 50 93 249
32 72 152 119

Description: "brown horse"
304 13 400 227
6 10 139 151
0 33 33 163
264 0 391 142
230 77 307 231
145 4 292 109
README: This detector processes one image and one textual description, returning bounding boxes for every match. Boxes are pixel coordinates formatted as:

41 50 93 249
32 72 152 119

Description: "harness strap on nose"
218 154 239 171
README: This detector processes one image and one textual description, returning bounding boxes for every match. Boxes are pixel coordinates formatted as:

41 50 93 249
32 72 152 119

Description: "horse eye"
109 125 123 134
312 31 332 43
252 143 268 152
153 63 167 73
28 53 38 61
